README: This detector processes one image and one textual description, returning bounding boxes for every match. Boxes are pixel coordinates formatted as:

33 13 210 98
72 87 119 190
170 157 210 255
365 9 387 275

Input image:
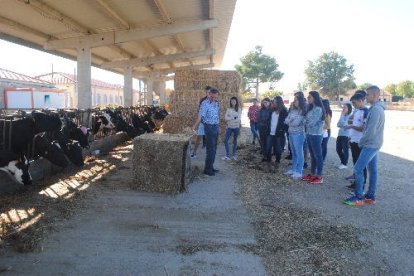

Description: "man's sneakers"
221 156 231 161
343 196 364 206
364 194 376 204
337 164 347 169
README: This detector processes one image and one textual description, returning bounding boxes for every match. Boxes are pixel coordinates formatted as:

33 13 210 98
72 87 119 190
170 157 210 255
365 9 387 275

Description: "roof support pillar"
123 66 133 107
146 77 154 106
76 47 92 109
154 80 166 105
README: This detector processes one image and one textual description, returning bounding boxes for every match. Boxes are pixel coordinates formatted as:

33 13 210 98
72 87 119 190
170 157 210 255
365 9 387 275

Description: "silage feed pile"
163 69 241 137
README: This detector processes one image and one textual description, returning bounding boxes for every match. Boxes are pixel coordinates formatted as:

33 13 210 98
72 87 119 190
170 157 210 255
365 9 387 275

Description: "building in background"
0 68 61 109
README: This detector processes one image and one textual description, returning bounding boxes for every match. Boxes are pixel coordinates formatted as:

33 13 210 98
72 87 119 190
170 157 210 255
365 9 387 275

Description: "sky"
1 0 413 93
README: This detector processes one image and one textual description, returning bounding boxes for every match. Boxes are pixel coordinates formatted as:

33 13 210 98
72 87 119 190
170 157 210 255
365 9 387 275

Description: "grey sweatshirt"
285 108 305 134
359 101 385 149
305 106 324 135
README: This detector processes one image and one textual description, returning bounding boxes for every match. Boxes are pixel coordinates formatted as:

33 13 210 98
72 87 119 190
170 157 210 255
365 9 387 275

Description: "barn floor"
0 142 266 275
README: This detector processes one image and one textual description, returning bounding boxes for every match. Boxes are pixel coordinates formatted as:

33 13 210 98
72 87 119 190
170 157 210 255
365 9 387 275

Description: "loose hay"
231 145 372 275
132 133 192 194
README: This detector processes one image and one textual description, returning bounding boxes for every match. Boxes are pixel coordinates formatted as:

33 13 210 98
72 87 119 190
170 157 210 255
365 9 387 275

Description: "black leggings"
350 142 367 182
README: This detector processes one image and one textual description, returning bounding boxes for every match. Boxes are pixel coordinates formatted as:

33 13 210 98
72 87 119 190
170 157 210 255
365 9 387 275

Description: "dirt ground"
0 109 413 275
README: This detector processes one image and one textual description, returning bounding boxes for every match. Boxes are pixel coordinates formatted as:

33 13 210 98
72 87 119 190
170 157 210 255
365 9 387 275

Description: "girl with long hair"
222 96 242 160
284 94 306 179
257 98 272 156
336 103 352 168
265 96 288 164
302 91 325 184
321 99 332 161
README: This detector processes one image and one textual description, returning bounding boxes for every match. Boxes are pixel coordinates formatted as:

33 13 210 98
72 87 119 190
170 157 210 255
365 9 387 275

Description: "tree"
297 82 307 91
384 83 397 96
357 82 373 90
396 80 414 98
261 90 283 100
305 51 355 100
235 46 283 99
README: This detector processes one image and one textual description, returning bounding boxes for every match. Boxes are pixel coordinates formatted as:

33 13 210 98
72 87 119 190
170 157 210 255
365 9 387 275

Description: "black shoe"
303 162 308 169
213 169 219 173
285 155 292 160
203 170 215 176
345 175 354 181
347 183 355 190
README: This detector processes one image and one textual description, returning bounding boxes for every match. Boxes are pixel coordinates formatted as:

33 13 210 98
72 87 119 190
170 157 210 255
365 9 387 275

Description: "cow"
32 112 62 134
61 117 89 148
93 112 116 135
53 131 84 167
0 150 32 185
33 135 69 168
0 117 35 154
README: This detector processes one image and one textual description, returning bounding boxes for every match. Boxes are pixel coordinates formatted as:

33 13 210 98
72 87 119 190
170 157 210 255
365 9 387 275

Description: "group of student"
191 85 385 206
248 86 385 206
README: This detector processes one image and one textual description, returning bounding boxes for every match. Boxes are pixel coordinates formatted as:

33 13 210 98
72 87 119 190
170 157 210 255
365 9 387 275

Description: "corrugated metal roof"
37 72 123 89
0 67 51 85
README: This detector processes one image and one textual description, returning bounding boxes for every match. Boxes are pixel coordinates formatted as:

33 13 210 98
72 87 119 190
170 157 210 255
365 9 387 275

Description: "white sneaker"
284 170 294 176
292 173 302 180
190 153 196 159
232 156 238 161
221 156 231 161
337 164 347 169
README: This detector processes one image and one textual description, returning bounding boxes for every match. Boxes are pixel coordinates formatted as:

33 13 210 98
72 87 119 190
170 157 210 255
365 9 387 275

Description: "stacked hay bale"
163 69 241 138
132 133 192 194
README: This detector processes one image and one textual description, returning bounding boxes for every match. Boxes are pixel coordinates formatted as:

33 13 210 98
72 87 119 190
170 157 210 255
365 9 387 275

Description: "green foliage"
384 83 397 95
297 82 307 91
356 82 373 90
396 80 414 98
261 90 283 100
305 51 355 99
240 90 255 101
235 46 283 98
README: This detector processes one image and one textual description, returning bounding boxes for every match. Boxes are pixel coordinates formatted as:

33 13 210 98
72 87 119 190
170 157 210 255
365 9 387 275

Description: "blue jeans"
322 136 329 161
354 147 379 199
265 135 285 162
204 124 219 174
289 133 305 175
249 121 259 142
307 134 324 176
224 127 240 157
336 136 349 165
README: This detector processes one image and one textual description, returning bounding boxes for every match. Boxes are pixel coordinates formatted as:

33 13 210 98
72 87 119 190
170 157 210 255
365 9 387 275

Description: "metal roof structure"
37 72 124 89
0 0 237 79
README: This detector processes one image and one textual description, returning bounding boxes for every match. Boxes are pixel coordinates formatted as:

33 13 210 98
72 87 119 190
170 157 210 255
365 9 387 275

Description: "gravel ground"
231 109 414 275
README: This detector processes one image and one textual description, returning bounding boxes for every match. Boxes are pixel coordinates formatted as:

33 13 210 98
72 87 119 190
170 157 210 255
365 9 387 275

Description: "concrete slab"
0 146 266 275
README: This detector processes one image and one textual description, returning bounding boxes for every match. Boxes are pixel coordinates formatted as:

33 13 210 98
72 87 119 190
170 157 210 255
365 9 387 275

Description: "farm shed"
0 0 237 109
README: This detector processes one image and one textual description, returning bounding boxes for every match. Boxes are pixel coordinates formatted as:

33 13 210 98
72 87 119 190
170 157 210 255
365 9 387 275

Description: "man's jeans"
204 123 219 174
354 147 379 199
307 134 324 176
249 121 258 141
336 136 349 165
289 132 305 175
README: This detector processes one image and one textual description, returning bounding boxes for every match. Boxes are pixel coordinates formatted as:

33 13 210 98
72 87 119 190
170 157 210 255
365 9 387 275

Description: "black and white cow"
32 112 62 134
33 135 69 168
53 131 84 167
61 117 89 148
93 112 116 135
0 150 32 185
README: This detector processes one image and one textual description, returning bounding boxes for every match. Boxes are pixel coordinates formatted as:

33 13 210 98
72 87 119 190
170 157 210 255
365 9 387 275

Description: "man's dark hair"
209 87 219 94
350 93 365 102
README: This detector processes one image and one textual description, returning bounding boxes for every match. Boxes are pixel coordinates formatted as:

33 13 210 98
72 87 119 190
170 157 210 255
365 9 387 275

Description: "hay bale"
132 133 192 194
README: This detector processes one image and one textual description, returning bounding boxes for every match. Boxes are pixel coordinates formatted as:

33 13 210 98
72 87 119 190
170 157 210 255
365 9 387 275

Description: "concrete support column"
146 78 154 105
76 47 92 109
123 66 133 107
158 81 166 105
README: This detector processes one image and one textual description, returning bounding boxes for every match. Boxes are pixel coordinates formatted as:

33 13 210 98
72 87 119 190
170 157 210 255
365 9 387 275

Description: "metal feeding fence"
0 106 162 161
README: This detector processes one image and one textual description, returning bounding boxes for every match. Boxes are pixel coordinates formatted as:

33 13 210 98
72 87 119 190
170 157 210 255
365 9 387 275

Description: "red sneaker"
302 174 315 181
309 177 323 184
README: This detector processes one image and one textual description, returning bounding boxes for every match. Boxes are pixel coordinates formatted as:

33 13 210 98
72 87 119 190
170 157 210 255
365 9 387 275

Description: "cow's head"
64 142 84 167
0 156 32 185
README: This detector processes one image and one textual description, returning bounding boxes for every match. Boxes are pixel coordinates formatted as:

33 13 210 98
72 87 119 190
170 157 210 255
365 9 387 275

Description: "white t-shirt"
270 112 279 135
349 108 365 143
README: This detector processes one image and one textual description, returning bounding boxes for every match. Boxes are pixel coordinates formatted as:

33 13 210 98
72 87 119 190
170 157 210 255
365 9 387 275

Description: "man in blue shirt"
193 87 220 176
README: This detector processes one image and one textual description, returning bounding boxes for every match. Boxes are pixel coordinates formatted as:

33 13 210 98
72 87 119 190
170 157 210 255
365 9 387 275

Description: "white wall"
5 91 32 108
